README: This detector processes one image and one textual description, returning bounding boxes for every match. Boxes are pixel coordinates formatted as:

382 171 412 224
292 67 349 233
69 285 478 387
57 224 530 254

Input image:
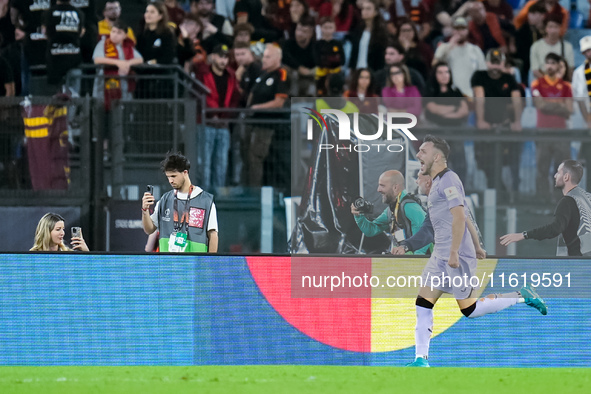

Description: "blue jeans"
197 125 230 190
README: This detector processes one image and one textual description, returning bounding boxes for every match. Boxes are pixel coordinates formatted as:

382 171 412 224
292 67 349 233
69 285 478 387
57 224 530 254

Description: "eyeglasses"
399 28 413 33
390 71 403 76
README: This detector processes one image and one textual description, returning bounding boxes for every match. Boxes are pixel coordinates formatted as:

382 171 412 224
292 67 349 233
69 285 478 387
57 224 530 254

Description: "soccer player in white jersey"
407 135 547 367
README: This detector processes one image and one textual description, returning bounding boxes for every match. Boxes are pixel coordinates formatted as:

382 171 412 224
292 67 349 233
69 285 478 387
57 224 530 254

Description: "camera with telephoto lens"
353 196 373 214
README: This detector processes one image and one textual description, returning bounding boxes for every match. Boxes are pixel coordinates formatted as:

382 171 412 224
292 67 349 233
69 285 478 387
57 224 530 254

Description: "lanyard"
173 185 194 233
392 193 402 233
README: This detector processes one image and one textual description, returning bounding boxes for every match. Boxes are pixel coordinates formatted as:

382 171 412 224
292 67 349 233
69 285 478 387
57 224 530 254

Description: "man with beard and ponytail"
406 135 547 368
501 160 591 257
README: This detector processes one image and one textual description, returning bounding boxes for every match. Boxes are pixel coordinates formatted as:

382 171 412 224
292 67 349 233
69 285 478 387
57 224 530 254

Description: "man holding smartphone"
141 152 218 253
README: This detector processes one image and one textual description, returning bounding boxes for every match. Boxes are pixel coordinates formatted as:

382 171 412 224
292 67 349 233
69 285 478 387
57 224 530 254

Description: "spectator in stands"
286 0 310 39
432 0 472 40
93 21 143 109
572 35 591 189
266 0 296 35
43 0 85 87
344 68 379 113
515 1 545 84
381 63 421 118
374 39 425 94
0 38 14 96
0 5 20 94
234 41 261 100
232 22 265 59
175 18 198 70
30 213 89 252
194 44 241 191
234 0 281 41
232 41 261 185
242 44 289 187
137 1 175 65
348 0 388 72
386 0 432 40
69 0 98 63
12 0 51 94
395 18 433 80
165 0 186 27
98 1 136 42
0 0 15 48
572 36 591 128
424 61 469 182
468 0 510 54
514 0 569 37
192 0 233 48
530 14 574 80
180 15 209 68
424 62 469 126
557 56 570 82
317 72 358 112
313 17 345 97
471 49 522 199
136 1 176 98
482 0 513 20
216 0 236 21
318 0 356 40
281 15 316 97
532 52 573 201
433 16 486 97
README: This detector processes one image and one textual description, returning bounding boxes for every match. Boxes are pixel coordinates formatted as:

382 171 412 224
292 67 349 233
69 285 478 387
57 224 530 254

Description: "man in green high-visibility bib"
142 152 219 253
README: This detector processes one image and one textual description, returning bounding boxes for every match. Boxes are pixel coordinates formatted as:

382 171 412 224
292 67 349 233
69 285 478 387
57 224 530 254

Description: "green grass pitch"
0 366 589 394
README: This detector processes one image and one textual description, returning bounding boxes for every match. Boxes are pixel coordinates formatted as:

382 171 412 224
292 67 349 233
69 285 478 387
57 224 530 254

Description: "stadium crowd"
1 0 591 193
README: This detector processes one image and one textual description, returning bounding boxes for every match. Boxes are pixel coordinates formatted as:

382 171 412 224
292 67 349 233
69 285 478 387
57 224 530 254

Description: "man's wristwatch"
522 231 528 240
401 243 409 253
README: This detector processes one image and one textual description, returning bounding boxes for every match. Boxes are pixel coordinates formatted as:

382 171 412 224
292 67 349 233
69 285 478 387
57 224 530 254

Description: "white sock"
415 306 433 358
467 293 519 318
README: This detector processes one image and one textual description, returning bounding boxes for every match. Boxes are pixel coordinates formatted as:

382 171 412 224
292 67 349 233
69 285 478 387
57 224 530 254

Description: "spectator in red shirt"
531 52 573 200
194 44 241 190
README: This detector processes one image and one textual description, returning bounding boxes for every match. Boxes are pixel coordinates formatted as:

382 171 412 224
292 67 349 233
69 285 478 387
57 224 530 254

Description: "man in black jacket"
501 160 591 256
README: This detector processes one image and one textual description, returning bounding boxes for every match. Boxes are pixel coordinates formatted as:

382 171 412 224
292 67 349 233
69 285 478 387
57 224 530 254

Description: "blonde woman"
30 213 89 251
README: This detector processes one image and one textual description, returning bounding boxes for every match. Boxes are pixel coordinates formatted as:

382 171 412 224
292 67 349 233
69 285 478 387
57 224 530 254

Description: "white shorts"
420 254 478 300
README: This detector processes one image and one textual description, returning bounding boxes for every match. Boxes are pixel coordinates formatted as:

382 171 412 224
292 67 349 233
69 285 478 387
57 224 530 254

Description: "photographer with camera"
351 170 429 255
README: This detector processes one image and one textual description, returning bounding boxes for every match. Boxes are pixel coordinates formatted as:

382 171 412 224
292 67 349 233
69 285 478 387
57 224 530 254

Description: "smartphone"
146 185 154 195
71 227 82 238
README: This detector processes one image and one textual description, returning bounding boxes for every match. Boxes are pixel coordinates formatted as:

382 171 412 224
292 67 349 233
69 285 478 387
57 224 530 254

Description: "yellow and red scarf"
104 37 136 110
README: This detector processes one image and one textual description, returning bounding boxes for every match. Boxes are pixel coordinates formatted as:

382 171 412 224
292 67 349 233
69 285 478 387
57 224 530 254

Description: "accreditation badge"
168 232 188 252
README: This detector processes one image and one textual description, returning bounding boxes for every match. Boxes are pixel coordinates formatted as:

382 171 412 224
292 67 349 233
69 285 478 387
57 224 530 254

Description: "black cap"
212 44 229 56
486 48 505 65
